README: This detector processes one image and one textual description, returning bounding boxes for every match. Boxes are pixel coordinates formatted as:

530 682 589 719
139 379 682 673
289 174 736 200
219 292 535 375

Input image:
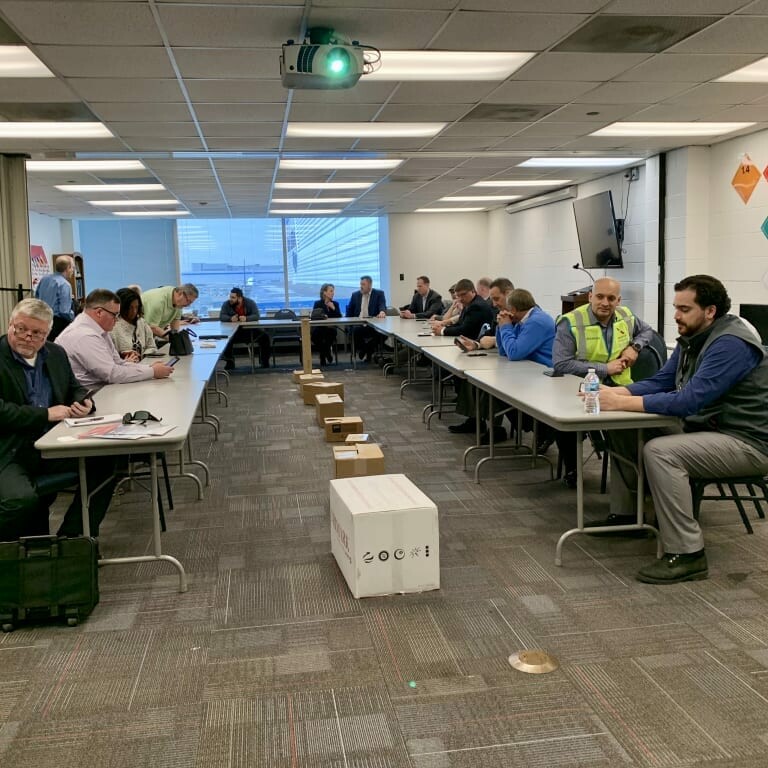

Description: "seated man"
346 275 387 362
0 299 117 540
400 275 443 319
57 289 175 388
553 277 654 487
597 275 768 584
430 278 494 340
449 278 514 440
141 283 199 339
219 287 270 370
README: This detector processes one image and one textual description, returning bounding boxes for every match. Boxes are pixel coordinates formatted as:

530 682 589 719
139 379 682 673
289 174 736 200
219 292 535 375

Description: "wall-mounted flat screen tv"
739 304 768 344
573 191 623 269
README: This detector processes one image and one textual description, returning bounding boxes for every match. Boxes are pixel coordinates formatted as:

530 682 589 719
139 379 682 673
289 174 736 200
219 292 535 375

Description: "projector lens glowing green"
327 48 350 77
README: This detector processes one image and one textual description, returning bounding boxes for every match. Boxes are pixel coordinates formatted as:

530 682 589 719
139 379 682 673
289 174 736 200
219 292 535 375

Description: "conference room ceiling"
2 0 768 219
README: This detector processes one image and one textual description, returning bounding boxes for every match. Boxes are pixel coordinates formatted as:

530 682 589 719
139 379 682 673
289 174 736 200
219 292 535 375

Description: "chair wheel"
2 622 14 633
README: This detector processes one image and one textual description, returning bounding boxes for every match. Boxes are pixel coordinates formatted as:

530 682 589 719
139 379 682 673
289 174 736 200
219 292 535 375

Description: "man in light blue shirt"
35 255 74 340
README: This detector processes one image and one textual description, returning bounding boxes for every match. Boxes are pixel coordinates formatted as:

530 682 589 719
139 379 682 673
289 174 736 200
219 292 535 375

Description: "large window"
178 217 387 317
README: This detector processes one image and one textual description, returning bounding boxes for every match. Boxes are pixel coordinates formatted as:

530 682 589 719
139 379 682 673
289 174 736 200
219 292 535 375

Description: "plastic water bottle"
583 368 600 414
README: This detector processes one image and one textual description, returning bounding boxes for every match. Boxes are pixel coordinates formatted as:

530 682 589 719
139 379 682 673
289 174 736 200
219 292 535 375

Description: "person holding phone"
0 298 118 540
57 289 175 388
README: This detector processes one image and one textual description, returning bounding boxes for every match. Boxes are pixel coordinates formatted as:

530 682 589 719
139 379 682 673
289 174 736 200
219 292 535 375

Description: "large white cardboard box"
330 473 439 599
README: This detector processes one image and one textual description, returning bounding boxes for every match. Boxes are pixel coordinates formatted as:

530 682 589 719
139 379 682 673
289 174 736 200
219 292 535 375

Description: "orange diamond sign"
732 155 760 204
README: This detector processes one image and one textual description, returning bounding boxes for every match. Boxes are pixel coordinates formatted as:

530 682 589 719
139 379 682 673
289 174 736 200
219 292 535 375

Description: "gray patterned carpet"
3 354 768 768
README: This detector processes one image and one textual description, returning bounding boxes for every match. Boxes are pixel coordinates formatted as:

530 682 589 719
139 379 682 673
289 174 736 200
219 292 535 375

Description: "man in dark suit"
0 298 117 541
345 275 387 362
429 278 494 339
400 275 443 319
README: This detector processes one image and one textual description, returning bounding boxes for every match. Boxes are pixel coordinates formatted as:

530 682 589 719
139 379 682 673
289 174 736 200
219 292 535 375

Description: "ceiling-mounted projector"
280 27 375 90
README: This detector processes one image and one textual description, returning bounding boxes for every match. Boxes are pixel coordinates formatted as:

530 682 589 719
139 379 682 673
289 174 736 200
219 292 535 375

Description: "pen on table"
73 416 105 424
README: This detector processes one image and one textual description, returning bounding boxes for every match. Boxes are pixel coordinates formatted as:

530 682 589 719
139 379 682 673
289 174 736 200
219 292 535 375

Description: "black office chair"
270 308 302 366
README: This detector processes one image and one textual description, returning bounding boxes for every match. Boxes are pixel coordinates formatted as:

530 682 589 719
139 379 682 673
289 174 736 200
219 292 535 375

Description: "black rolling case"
0 536 99 632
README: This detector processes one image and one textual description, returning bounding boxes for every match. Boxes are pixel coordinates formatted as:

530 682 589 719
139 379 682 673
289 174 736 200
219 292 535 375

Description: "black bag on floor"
0 536 99 632
167 328 196 355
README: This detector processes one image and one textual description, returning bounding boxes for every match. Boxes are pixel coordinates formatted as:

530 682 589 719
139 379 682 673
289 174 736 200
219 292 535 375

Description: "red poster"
29 245 50 290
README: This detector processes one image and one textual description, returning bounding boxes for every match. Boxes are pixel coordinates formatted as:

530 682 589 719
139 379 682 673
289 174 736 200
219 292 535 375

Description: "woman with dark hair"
311 283 342 366
110 287 159 359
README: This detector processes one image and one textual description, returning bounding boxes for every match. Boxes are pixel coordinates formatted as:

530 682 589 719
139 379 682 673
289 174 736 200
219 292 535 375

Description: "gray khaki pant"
609 427 768 553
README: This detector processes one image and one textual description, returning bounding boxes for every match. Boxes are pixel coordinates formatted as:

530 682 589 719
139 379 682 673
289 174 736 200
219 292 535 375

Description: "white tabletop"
36 378 206 458
467 366 678 432
423 345 506 376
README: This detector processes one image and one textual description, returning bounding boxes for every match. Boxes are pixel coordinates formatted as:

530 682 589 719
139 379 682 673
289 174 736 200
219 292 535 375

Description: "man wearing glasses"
141 283 199 339
56 289 175 388
0 299 117 540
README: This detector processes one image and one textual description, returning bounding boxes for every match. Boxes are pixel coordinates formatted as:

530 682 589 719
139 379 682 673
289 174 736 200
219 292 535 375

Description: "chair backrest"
385 306 400 316
632 330 668 381
273 308 297 320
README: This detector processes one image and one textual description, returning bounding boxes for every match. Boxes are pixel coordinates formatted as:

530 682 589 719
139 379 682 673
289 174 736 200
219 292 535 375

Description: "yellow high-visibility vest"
559 303 636 385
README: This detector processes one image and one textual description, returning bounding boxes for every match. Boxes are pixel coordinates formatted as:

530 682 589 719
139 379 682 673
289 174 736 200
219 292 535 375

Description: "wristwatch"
631 342 642 352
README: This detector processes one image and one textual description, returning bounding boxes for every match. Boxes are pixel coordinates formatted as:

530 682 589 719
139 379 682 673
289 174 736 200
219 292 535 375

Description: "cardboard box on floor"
296 373 325 393
303 381 344 406
324 416 363 442
333 443 385 479
316 393 344 426
330 473 439 598
293 368 321 383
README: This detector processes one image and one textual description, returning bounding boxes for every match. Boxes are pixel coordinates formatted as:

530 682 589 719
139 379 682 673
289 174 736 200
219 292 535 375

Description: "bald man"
552 278 655 487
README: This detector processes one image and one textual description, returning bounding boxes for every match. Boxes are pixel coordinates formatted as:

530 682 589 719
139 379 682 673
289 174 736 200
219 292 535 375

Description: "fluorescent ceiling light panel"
0 46 54 77
88 199 179 206
275 182 373 190
27 160 146 172
287 122 445 138
271 197 354 203
472 179 571 187
0 122 113 139
716 56 768 83
415 207 486 213
442 195 521 202
269 209 341 215
591 122 754 137
365 51 535 81
520 157 642 168
56 183 165 193
113 210 189 217
279 159 402 170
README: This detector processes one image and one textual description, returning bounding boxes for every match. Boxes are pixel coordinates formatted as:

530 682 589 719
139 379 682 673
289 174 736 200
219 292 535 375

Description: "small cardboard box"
333 443 385 479
330 473 439 598
316 393 344 426
293 368 321 383
297 373 325 393
324 416 363 442
345 433 369 443
303 380 344 406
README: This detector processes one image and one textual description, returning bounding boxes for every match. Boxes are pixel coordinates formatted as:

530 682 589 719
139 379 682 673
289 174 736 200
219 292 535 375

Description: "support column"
0 153 31 323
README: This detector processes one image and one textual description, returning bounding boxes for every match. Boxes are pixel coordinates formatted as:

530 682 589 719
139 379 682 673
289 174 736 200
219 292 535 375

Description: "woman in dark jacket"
311 283 342 366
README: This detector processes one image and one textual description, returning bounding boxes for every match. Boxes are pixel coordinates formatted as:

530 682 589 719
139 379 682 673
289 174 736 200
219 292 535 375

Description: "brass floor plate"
508 649 559 674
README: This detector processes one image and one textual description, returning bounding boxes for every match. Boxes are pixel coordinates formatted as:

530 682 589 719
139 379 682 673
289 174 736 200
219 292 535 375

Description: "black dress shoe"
637 551 708 584
224 359 235 371
448 418 477 434
480 426 507 445
563 471 577 489
537 437 554 454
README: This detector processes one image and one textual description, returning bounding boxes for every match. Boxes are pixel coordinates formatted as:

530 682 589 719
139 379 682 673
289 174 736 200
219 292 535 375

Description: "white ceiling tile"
123 137 205 151
194 103 286 122
0 1 162 45
489 80 600 103
38 46 175 78
0 79 79 101
157 5 308 47
666 82 768 104
440 123 532 138
174 48 280 79
461 0 607 9
604 0 745 12
543 103 644 121
66 78 184 102
513 53 653 82
287 103 381 121
291 82 396 102
433 11 590 50
199 122 282 138
614 53 763 81
185 79 287 103
92 103 194 122
389 82 498 104
575 81 694 103
205 139 281 150
375 104 472 121
671 17 768 53
107 122 199 138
